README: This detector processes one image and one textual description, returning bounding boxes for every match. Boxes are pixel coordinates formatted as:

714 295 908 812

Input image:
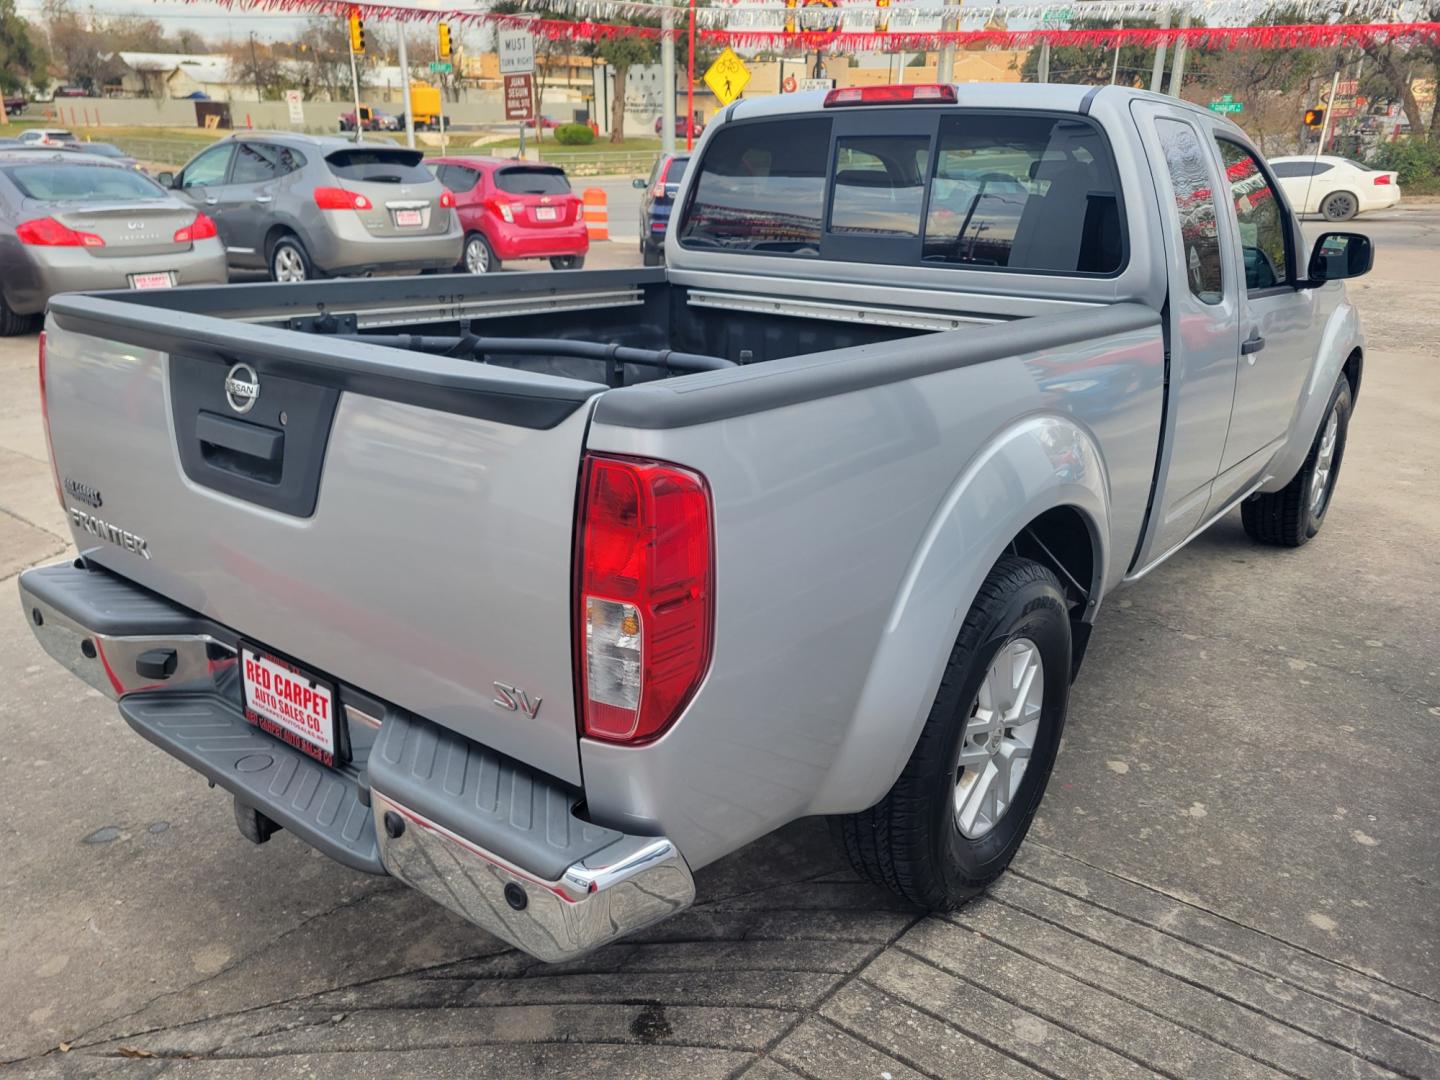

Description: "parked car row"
0 133 594 334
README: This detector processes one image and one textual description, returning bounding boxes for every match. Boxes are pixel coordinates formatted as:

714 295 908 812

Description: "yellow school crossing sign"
704 48 751 106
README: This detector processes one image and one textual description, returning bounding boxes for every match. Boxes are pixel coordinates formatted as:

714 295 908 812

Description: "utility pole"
661 0 676 155
398 28 414 149
1168 10 1190 96
1149 3 1170 94
1037 40 1051 83
1110 19 1123 84
249 32 262 103
936 0 961 86
1317 66 1341 155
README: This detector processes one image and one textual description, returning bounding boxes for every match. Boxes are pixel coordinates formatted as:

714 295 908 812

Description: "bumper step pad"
120 692 382 874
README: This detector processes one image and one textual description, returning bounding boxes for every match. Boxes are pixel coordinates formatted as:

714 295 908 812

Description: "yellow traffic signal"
438 21 452 60
347 9 365 54
1304 107 1325 128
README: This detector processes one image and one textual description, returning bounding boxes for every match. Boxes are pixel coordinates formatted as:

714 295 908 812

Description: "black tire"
1241 375 1352 547
549 255 585 271
830 557 1071 910
642 245 663 268
460 233 499 274
268 234 313 283
0 292 37 336
1321 190 1359 222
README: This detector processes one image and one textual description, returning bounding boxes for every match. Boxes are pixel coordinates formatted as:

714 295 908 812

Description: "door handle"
255 195 273 204
204 197 219 205
1241 334 1266 356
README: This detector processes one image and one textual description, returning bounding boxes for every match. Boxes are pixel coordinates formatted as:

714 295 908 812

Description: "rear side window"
660 156 689 186
494 167 570 195
1271 161 1324 178
1154 118 1223 304
325 148 432 184
679 117 832 254
2 163 164 202
442 165 480 193
922 114 1122 273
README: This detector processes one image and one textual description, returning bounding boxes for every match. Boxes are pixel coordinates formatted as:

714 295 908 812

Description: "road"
1 206 1438 1078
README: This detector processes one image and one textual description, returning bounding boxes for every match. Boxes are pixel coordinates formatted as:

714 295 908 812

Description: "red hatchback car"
429 157 587 273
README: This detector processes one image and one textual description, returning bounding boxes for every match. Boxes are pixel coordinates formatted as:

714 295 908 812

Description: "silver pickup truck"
20 84 1370 962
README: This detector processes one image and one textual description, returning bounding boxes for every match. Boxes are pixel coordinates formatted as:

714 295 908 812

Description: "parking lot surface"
1 212 1438 1078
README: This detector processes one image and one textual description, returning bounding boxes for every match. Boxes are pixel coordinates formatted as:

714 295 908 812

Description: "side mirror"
631 177 647 189
156 171 175 188
1306 232 1372 285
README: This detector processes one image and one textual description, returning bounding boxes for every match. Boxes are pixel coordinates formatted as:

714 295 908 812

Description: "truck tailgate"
43 296 602 785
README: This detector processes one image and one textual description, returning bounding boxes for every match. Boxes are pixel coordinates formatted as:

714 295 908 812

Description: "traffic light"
438 21 452 60
347 9 365 54
1304 108 1325 128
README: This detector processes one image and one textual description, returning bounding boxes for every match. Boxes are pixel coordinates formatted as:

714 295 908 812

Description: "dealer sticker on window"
240 645 336 767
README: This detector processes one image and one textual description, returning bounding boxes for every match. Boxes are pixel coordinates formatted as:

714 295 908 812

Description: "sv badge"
493 682 542 719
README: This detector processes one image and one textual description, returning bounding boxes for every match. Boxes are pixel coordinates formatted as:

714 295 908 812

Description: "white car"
1268 155 1400 221
17 128 78 147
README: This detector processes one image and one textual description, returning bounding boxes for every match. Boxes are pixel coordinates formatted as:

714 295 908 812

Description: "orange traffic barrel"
582 188 609 241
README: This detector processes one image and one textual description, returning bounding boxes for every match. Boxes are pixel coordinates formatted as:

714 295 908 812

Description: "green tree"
593 31 657 142
0 0 47 94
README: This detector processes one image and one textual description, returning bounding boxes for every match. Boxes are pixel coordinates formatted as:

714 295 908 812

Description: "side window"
450 167 480 193
1155 118 1223 305
1215 139 1291 290
1270 161 1313 178
829 135 929 237
921 113 1123 274
275 146 306 175
231 143 280 185
678 117 832 255
180 144 234 189
431 163 453 186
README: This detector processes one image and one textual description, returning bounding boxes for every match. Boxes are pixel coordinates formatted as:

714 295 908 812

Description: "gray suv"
159 133 462 281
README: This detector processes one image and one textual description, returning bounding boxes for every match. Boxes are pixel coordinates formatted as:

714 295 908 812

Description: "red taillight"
489 198 518 223
576 454 713 744
313 186 372 211
1374 174 1392 185
173 212 217 243
824 84 957 108
16 217 105 247
38 332 63 509
439 189 456 208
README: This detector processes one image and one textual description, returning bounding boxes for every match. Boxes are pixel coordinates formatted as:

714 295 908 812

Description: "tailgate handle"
196 411 284 480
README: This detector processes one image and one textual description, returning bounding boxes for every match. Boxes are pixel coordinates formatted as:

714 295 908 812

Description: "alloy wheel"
465 237 489 274
1310 405 1341 516
273 246 306 283
954 638 1044 839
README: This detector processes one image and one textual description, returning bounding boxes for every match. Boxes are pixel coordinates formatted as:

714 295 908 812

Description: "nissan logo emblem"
224 362 260 414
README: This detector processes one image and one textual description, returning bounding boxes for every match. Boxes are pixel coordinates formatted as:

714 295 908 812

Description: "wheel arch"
806 415 1110 816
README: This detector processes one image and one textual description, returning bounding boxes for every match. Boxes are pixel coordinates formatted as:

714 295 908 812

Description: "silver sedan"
0 148 227 335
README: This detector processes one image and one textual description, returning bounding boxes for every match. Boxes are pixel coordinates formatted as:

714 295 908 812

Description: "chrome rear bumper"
19 560 695 961
372 792 694 962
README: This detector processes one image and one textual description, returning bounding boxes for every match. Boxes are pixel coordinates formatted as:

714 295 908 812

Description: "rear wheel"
268 235 312 283
1321 190 1359 222
642 244 663 268
830 557 1070 910
0 293 37 336
1241 374 1352 547
461 233 498 274
549 255 585 271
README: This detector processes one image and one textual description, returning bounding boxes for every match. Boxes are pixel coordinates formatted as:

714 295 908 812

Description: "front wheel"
1241 374 1352 546
830 557 1071 910
549 255 585 271
1321 191 1359 222
0 292 37 336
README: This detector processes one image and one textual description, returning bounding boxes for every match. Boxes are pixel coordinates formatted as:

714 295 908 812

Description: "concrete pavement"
1 208 1437 1078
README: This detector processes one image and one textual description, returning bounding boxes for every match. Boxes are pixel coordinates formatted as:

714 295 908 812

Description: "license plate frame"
393 208 423 227
535 206 558 222
239 643 339 767
129 271 175 290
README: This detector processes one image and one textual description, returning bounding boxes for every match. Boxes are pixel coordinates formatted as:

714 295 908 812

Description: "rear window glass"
831 135 930 237
325 148 432 184
923 114 1123 274
2 163 164 201
494 167 570 195
661 156 689 185
679 117 831 254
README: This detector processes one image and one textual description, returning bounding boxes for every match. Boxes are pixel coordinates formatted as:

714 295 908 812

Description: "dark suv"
632 152 689 266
